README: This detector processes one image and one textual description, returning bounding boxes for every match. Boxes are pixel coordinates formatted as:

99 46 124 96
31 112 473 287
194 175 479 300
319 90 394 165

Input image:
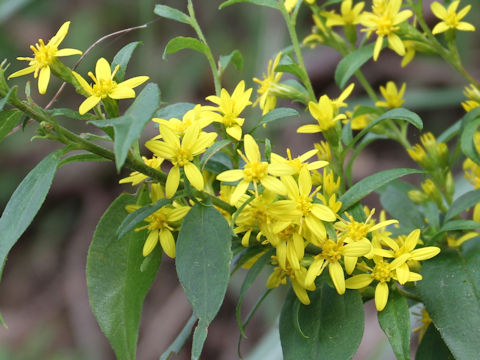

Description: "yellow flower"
462 85 480 112
128 184 190 257
145 123 217 197
345 255 419 311
216 134 294 204
464 158 480 189
298 95 347 133
431 0 475 35
265 224 305 270
322 0 366 27
204 80 252 140
253 53 285 115
8 21 82 94
361 0 412 61
375 81 406 109
373 229 440 284
284 0 314 13
270 148 328 175
119 156 164 186
447 231 478 248
401 40 417 67
267 264 314 305
72 57 149 115
305 237 372 294
153 104 214 136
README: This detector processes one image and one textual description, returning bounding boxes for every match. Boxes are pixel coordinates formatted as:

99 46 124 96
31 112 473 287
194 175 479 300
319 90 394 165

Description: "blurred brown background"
0 0 479 359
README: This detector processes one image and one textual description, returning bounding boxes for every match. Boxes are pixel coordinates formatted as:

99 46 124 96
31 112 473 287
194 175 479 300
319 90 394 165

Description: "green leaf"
163 37 209 60
279 284 364 360
339 168 423 212
219 0 279 10
378 290 411 360
117 198 173 240
159 314 197 360
176 204 232 360
112 42 143 83
416 325 454 360
154 4 191 25
46 108 96 120
0 149 63 321
417 247 480 360
460 107 480 165
439 219 479 233
438 119 461 143
275 56 308 83
236 249 273 337
59 153 109 167
0 110 21 143
349 108 423 148
200 139 232 170
154 102 195 120
89 83 160 171
445 188 480 221
335 43 375 89
0 87 15 110
379 181 426 232
219 49 244 72
258 107 298 128
86 194 161 360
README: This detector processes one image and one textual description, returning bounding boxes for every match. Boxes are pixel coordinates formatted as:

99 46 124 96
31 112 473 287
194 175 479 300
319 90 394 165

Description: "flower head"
322 0 367 27
431 0 475 35
119 156 163 186
462 85 480 112
8 21 82 94
253 53 284 115
375 81 406 109
73 57 149 114
298 95 347 134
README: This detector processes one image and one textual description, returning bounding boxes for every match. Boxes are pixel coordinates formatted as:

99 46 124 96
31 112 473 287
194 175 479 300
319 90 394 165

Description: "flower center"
321 239 342 263
372 261 392 282
148 212 170 231
33 40 56 67
92 78 117 98
445 13 459 28
296 195 312 216
243 161 268 181
376 16 394 36
173 148 193 167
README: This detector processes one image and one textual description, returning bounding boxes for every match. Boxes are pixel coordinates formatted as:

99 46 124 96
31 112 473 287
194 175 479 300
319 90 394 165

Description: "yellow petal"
230 180 250 205
95 57 112 80
109 85 136 99
311 204 336 222
292 280 310 305
345 274 373 289
226 125 242 140
343 255 357 275
430 2 447 19
343 240 372 257
49 21 70 48
243 134 260 163
216 169 244 182
166 166 181 198
268 163 295 176
160 229 176 258
8 65 35 79
159 124 180 149
410 247 440 261
38 66 50 94
375 282 389 311
396 263 410 285
79 96 101 115
120 76 149 89
373 36 384 61
432 22 449 34
297 124 322 133
260 175 287 195
329 261 345 294
456 22 475 32
143 229 159 256
305 258 325 287
184 162 204 191
55 48 82 57
277 241 288 269
72 71 93 95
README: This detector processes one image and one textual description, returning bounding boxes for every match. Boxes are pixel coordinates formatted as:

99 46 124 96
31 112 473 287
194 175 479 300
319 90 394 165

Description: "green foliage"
112 42 143 83
417 247 480 360
154 4 191 25
279 284 364 360
219 49 244 73
334 43 376 89
0 110 21 143
59 153 109 167
155 102 195 119
416 326 454 360
175 204 232 359
163 36 210 60
89 83 160 171
378 290 411 360
160 315 197 360
86 194 162 360
445 188 480 221
219 0 279 10
460 108 480 165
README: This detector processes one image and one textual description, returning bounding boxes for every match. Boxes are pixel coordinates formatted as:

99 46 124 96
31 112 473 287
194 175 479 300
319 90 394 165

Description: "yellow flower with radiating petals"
153 104 214 136
305 237 372 295
119 156 164 186
462 85 480 112
73 57 149 115
270 148 328 175
8 21 82 94
375 81 406 109
253 53 285 115
204 80 252 140
431 0 475 35
298 95 347 133
345 254 419 311
322 0 367 27
145 123 217 198
216 134 294 204
267 264 314 305
361 0 413 61
128 184 190 258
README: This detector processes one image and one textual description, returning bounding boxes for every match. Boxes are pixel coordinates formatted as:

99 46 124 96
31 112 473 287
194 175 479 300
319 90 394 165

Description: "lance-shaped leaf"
417 248 480 360
112 42 143 83
0 110 22 143
219 0 280 10
0 149 63 324
279 284 364 360
163 37 209 60
154 4 191 25
176 204 232 360
415 325 453 360
460 108 480 165
219 49 244 72
86 194 162 360
154 102 195 120
445 188 480 221
335 43 377 89
89 83 160 171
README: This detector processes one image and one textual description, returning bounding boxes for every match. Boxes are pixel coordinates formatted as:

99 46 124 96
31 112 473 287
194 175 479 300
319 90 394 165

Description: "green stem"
187 0 222 95
395 283 422 303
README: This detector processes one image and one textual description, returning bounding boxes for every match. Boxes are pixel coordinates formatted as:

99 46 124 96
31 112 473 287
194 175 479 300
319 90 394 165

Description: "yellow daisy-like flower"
204 80 252 140
129 184 190 257
270 148 328 175
8 21 82 94
145 123 217 198
361 0 413 61
72 57 149 115
267 264 314 305
431 0 475 35
375 81 406 109
152 104 214 136
298 95 347 134
216 134 294 205
253 53 284 115
461 84 480 112
305 237 372 295
119 156 164 186
345 255 419 311
321 0 367 27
